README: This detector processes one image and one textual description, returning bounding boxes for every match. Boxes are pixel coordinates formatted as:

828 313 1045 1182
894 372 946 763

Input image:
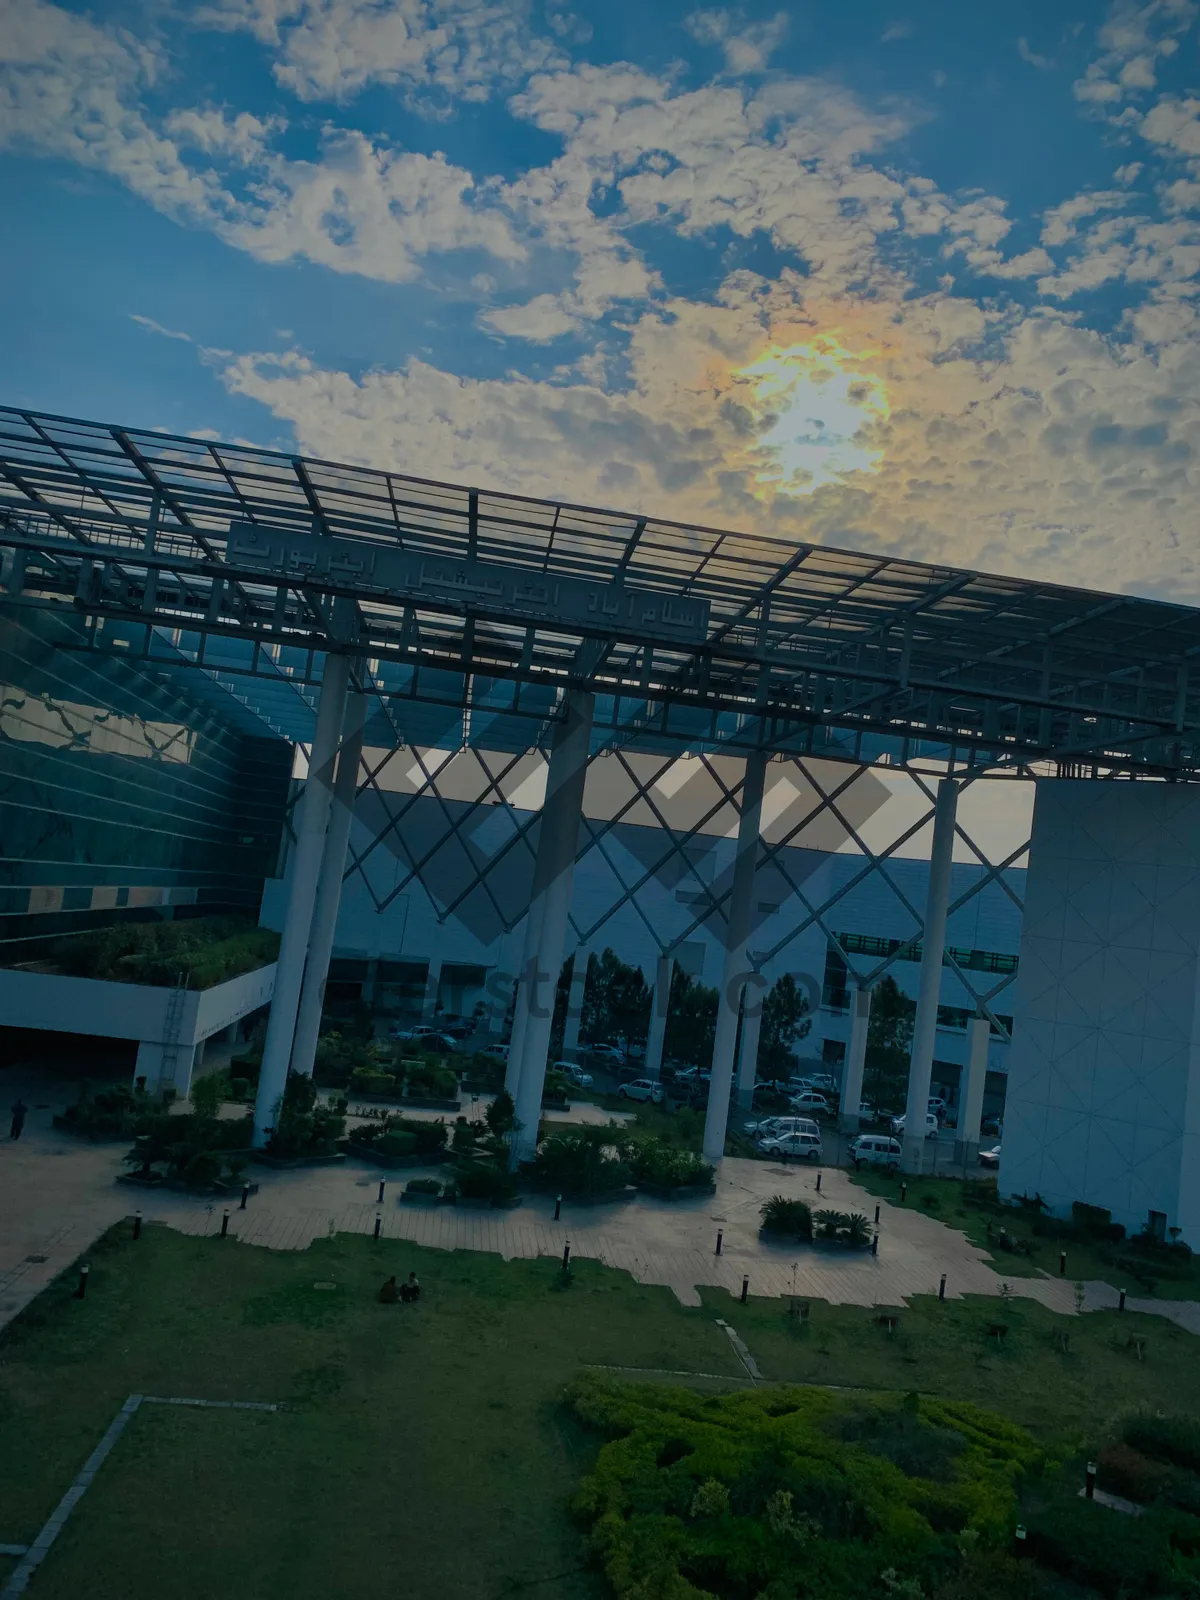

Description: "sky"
2 0 1200 605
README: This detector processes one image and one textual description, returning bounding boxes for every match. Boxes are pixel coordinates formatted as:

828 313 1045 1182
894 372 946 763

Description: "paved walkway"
3 1075 1199 1335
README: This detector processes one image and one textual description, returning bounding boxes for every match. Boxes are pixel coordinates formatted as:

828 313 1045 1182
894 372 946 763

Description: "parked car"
759 1130 823 1162
617 1078 664 1104
675 1065 711 1084
554 1060 593 1088
927 1097 948 1122
890 1112 939 1139
980 1115 1004 1138
849 1134 902 1173
416 1032 457 1055
389 1022 439 1042
807 1073 839 1095
787 1090 830 1115
586 1043 625 1065
480 1042 508 1062
979 1145 1001 1169
754 1116 820 1146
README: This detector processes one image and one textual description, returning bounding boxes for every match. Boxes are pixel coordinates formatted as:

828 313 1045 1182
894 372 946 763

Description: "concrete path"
3 1075 1199 1335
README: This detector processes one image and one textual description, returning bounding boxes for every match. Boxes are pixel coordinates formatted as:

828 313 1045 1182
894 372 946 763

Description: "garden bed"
342 1140 425 1169
636 1179 716 1202
118 1173 258 1198
251 1150 346 1170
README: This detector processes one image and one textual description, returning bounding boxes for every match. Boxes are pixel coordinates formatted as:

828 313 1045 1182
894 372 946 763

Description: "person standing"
10 1098 29 1140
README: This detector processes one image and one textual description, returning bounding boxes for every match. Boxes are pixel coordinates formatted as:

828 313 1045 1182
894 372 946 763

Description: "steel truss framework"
4 407 1200 776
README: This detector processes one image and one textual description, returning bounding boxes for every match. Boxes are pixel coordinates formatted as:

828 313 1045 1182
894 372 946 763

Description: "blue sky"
2 0 1200 600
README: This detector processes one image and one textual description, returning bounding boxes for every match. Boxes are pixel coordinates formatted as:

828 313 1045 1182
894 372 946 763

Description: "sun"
731 336 890 496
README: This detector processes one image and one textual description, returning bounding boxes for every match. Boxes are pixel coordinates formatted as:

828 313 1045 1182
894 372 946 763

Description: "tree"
581 949 651 1052
863 975 915 1112
756 974 812 1079
663 966 719 1069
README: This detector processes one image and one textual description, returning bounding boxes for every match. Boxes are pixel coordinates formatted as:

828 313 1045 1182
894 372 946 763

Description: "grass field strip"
1 1396 279 1597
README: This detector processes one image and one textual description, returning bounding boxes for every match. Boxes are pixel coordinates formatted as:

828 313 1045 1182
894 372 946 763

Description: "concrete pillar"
902 777 958 1172
422 955 443 1022
290 689 368 1077
252 653 351 1147
362 957 379 1005
561 948 590 1056
644 954 672 1081
735 981 765 1110
956 1014 990 1165
511 691 594 1161
839 984 872 1133
703 751 767 1164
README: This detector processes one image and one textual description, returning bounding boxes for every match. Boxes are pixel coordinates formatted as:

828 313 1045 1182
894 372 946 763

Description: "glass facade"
0 603 292 962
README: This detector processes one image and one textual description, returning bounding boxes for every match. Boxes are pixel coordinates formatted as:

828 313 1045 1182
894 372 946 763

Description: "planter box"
552 1185 637 1209
400 1190 441 1206
541 1097 571 1112
251 1150 346 1171
342 1142 424 1169
118 1173 259 1197
637 1180 716 1202
460 1078 501 1094
401 1095 462 1112
450 1193 521 1210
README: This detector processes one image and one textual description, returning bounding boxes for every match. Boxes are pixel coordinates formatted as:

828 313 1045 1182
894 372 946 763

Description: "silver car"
760 1130 823 1162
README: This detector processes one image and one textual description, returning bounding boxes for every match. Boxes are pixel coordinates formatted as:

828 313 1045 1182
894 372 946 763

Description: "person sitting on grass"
379 1275 400 1304
400 1271 421 1303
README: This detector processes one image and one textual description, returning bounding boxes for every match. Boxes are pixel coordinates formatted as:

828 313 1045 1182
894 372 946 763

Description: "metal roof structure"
3 404 1200 777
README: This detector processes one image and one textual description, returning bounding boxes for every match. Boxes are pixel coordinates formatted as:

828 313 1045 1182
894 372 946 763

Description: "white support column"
422 956 443 1022
644 953 672 1081
957 1014 990 1165
735 977 765 1109
562 947 591 1057
902 776 958 1172
289 688 368 1077
504 908 539 1098
839 984 872 1133
512 691 594 1161
252 654 351 1148
703 751 766 1164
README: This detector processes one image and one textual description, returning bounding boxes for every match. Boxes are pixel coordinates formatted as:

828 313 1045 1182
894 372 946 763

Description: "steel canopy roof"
2 404 1200 776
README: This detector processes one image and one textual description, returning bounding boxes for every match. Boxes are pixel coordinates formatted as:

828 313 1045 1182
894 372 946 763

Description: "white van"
849 1134 902 1174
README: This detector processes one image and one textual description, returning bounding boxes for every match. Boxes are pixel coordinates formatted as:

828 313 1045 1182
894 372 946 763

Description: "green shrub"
57 1081 155 1140
1095 1442 1200 1512
348 1067 399 1098
1026 1496 1189 1596
189 1073 225 1118
467 1051 505 1086
228 1076 252 1102
405 1177 441 1196
759 1196 813 1239
404 1061 458 1099
1126 1415 1200 1475
486 1090 515 1135
568 1377 1045 1600
53 916 279 989
1070 1200 1126 1243
266 1074 345 1158
543 1068 571 1101
625 1136 713 1190
531 1131 628 1197
378 1130 417 1157
455 1160 517 1202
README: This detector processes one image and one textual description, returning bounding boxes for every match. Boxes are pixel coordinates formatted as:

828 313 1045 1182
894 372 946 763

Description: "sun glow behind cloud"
731 337 890 496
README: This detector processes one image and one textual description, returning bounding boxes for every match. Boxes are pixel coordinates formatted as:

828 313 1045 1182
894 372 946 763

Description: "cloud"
130 314 193 342
1017 37 1054 71
880 22 911 42
684 8 789 73
1073 0 1196 109
193 0 567 109
213 281 1200 603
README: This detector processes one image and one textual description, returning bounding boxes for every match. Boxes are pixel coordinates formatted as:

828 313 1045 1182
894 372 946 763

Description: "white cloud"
1017 37 1054 70
1141 95 1200 157
194 0 567 108
1073 0 1196 109
880 22 911 43
213 283 1200 603
130 314 194 341
684 8 789 74
1040 189 1131 246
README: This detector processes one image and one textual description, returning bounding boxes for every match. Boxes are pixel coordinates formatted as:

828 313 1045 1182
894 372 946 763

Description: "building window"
1147 1210 1168 1243
821 1038 846 1066
822 947 849 1011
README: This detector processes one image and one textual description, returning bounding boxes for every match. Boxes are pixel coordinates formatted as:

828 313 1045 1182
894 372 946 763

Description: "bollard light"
900 1182 907 1203
562 1240 571 1272
132 1212 142 1241
1015 1525 1026 1545
554 1193 562 1222
715 1229 723 1256
377 1179 386 1205
874 1204 880 1225
1086 1462 1097 1500
815 1172 822 1193
240 1183 250 1210
939 1273 946 1302
1059 1250 1067 1276
741 1274 749 1305
74 1264 89 1300
1119 1288 1127 1312
220 1210 230 1239
374 1213 382 1240
871 1232 879 1257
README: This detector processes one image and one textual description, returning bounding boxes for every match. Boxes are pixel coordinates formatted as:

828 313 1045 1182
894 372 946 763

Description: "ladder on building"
158 972 188 1093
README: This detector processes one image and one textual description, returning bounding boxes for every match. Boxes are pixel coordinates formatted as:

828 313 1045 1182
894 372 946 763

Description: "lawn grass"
845 1167 1200 1300
3 1222 1200 1598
